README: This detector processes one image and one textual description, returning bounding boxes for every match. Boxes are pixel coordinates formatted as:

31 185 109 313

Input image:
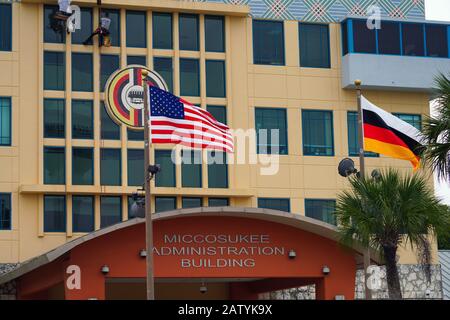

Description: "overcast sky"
425 0 450 204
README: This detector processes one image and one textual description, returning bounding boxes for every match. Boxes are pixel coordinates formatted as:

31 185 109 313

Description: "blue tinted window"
127 129 144 141
101 54 120 92
152 12 172 49
253 20 284 65
0 97 11 146
44 51 65 91
101 102 120 140
179 14 199 51
393 113 422 130
353 19 376 53
378 21 400 55
154 57 173 93
126 11 147 48
155 197 176 213
72 53 93 92
258 198 290 212
207 151 228 188
207 105 227 124
402 23 424 56
44 195 66 232
0 193 11 230
206 60 226 98
72 8 93 45
305 199 336 225
102 9 120 47
299 23 330 68
44 5 65 43
72 100 93 139
72 196 94 233
205 15 224 52
302 110 334 156
44 99 65 139
0 4 12 51
101 196 122 228
347 112 378 157
181 150 202 188
155 150 175 187
341 20 348 55
208 198 229 207
101 148 121 186
180 58 200 97
128 149 144 186
426 24 448 58
72 147 94 185
127 55 147 66
44 147 65 184
182 197 202 209
255 108 288 155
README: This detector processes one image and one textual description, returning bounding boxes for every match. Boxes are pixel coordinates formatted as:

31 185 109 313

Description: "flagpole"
142 70 155 300
355 79 372 300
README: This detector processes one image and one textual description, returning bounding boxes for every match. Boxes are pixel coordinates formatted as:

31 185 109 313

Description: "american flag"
148 86 234 153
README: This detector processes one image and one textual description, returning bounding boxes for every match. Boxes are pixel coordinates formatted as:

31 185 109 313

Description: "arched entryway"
0 207 381 300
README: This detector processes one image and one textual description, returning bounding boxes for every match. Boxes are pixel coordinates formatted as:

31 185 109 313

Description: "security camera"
148 164 161 175
338 158 358 178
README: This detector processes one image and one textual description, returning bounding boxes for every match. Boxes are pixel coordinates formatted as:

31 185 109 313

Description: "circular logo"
104 65 168 130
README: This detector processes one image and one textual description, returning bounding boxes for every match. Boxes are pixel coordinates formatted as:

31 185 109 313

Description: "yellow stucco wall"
0 1 436 265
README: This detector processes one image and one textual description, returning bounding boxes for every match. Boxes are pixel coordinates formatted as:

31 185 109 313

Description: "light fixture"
335 295 345 300
139 249 147 258
200 281 207 294
322 265 330 275
101 265 110 275
338 158 358 178
288 249 296 259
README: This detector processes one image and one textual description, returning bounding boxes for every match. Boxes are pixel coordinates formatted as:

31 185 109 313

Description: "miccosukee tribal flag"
362 96 424 170
148 85 234 153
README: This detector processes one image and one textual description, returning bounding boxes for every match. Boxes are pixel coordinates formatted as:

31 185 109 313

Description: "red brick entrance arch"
0 207 380 300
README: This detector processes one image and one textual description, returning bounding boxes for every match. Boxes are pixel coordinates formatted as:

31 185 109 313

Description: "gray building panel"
439 251 450 300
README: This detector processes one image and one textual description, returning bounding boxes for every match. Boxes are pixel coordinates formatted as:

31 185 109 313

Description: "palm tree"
422 73 450 180
335 169 450 299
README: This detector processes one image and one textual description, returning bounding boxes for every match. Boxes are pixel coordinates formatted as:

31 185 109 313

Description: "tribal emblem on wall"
104 65 168 130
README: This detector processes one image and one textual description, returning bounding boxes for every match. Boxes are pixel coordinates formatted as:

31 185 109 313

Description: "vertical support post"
142 71 155 300
355 79 372 300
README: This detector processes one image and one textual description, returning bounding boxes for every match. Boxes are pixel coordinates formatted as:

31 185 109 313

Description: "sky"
425 0 450 204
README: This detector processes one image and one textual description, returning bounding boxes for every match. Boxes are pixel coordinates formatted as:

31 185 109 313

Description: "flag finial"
354 79 362 87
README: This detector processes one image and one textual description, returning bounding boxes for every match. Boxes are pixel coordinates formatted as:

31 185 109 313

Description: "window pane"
155 150 175 187
182 197 202 208
152 12 172 49
258 198 290 212
44 51 65 91
127 129 144 141
179 14 199 51
101 149 121 186
341 20 348 55
72 100 93 139
72 53 93 92
154 57 173 93
181 150 202 188
127 55 147 66
72 196 94 233
128 149 144 186
299 23 330 68
44 195 66 232
101 196 122 228
44 147 65 184
0 97 11 145
253 20 285 65
302 110 334 156
402 23 424 56
155 197 176 213
207 105 227 124
126 10 146 48
208 198 229 207
72 147 93 185
44 99 65 139
128 195 145 218
393 113 422 130
305 199 336 225
255 108 288 155
378 21 400 55
205 15 224 52
206 60 226 98
180 59 200 97
207 151 228 188
101 55 120 92
44 5 65 44
426 24 448 58
102 9 120 47
72 8 93 45
353 20 376 53
347 112 378 157
101 102 120 140
0 193 11 230
0 4 12 51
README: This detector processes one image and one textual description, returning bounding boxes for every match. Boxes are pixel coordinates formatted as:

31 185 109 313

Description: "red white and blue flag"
148 86 234 153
